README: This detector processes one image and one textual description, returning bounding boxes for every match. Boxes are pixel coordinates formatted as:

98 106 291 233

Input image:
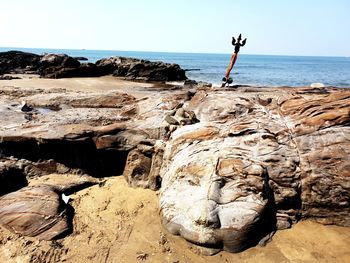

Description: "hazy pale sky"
1 0 349 56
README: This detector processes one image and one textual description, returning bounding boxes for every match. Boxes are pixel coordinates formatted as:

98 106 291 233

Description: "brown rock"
160 87 350 253
124 148 152 189
0 185 71 240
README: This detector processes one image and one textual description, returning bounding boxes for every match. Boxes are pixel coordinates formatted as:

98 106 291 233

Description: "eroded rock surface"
0 185 71 240
0 82 349 254
159 87 350 253
0 173 99 241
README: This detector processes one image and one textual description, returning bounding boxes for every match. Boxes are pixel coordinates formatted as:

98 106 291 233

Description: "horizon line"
0 46 349 58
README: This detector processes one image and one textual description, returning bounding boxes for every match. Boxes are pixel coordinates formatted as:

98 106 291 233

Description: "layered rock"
0 185 71 240
0 82 349 253
0 173 99 240
159 87 350 253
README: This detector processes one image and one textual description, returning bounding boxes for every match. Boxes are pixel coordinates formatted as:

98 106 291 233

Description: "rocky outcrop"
0 50 40 74
74 56 88 61
96 56 187 81
37 53 81 78
0 51 188 81
0 82 349 254
159 86 350 253
123 141 165 190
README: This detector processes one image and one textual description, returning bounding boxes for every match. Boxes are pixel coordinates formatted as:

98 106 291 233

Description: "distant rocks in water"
74 56 88 61
184 68 200 71
0 50 187 81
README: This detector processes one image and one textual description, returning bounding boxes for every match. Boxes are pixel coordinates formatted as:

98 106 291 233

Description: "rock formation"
0 71 349 253
0 173 99 240
96 56 187 81
0 50 40 74
0 51 187 81
0 185 71 240
159 86 350 253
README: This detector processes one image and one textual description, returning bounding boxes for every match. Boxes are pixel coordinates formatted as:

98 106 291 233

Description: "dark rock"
74 57 88 61
0 51 188 81
39 53 80 69
184 79 197 85
42 63 101 78
21 101 33 112
0 161 28 196
38 54 81 78
96 56 187 81
0 51 40 74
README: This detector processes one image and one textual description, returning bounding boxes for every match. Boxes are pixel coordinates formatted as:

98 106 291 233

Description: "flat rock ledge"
0 83 349 254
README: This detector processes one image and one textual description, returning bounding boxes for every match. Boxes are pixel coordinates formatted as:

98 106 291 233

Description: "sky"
1 0 349 56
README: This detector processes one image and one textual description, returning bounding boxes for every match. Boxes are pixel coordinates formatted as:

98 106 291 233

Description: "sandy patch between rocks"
1 176 349 263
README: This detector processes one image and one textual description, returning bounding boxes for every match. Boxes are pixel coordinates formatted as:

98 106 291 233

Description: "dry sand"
1 74 158 98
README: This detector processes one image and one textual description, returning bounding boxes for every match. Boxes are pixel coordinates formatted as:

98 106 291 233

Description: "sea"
1 47 350 87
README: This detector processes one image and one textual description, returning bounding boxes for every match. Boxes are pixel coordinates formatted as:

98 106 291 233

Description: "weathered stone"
159 87 350 253
0 80 349 253
123 148 152 189
123 141 164 190
0 185 71 240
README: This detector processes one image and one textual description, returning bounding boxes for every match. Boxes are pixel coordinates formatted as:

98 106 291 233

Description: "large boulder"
0 50 40 74
38 53 81 78
159 87 350 253
0 185 71 240
96 56 187 81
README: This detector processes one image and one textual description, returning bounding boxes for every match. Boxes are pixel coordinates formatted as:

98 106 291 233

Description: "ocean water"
1 47 350 87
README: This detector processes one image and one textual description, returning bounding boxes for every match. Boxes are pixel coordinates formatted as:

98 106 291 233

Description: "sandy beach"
0 74 157 98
